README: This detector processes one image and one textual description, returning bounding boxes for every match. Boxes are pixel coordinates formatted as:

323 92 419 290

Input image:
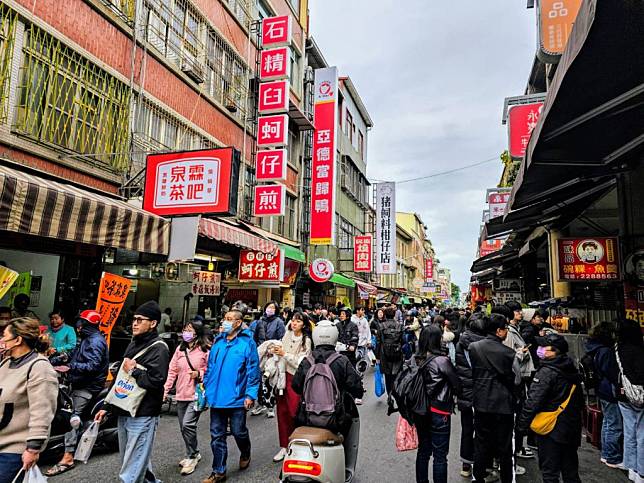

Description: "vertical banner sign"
538 0 583 61
310 67 339 245
558 237 621 281
488 191 511 218
375 182 396 274
254 184 286 216
354 235 373 272
425 258 433 282
256 149 287 181
96 272 132 345
261 15 292 48
508 103 544 159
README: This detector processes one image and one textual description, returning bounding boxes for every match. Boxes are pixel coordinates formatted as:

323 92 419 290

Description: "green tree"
451 283 461 304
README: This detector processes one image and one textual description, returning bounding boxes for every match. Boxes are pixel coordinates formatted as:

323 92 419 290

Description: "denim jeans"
176 401 203 458
0 453 23 483
209 407 251 475
117 416 161 483
619 402 643 476
600 399 623 464
413 412 451 483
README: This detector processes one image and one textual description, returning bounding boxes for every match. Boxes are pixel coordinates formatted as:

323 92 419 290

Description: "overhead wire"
368 156 500 184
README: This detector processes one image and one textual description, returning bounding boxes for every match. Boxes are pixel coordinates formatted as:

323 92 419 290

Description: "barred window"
0 4 17 123
277 194 296 240
222 0 252 27
14 24 131 171
337 216 354 250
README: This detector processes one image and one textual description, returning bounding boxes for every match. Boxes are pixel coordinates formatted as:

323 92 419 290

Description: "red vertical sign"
508 102 544 159
354 235 372 272
425 258 433 282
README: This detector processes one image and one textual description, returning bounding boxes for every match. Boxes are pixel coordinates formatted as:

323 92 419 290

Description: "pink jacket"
164 345 209 401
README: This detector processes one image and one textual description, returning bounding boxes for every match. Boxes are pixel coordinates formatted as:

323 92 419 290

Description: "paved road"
45 368 630 483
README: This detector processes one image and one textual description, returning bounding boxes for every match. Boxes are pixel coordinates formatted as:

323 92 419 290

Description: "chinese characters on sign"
310 67 339 245
256 149 287 181
258 80 289 115
375 182 396 274
191 271 221 296
488 190 511 218
353 235 373 273
96 272 132 345
508 102 544 159
539 0 583 58
254 184 286 216
261 15 292 48
239 249 284 282
425 258 433 282
260 47 290 81
143 148 238 216
558 237 621 281
257 114 289 147
480 238 504 257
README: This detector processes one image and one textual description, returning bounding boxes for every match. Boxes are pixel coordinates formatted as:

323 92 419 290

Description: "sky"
309 0 537 291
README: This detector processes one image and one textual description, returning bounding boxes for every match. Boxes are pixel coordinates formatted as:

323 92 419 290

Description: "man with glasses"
95 300 169 483
201 307 260 483
469 313 521 483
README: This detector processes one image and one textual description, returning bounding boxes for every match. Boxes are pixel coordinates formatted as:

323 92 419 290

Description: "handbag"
615 345 644 408
105 340 166 417
395 415 418 451
374 362 385 397
74 421 99 464
530 384 576 435
183 347 208 412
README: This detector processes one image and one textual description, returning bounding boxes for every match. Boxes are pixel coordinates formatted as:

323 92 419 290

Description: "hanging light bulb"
208 257 214 271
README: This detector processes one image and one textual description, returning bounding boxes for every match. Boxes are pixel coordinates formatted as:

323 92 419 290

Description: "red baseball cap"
79 310 101 325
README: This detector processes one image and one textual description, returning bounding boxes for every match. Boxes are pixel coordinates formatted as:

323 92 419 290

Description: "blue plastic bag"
374 363 385 397
194 382 208 412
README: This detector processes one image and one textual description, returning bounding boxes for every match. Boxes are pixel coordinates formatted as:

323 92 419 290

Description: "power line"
368 156 500 184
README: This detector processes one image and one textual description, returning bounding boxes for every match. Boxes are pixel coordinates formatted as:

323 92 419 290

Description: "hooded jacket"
585 338 619 402
204 328 260 408
518 355 584 445
67 324 109 394
454 329 486 409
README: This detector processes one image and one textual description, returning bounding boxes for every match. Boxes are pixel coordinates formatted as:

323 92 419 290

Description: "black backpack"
579 351 599 392
381 321 403 360
392 357 430 424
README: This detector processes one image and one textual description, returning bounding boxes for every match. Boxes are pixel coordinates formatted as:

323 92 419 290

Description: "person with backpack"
615 319 644 482
454 313 486 478
375 306 404 412
412 325 461 483
336 308 359 366
585 321 624 469
291 320 364 438
517 333 584 483
163 320 211 476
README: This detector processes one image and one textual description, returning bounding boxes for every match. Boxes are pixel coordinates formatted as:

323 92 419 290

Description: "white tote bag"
104 340 165 417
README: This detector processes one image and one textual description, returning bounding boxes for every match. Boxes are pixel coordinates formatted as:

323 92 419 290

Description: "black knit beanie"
135 300 162 323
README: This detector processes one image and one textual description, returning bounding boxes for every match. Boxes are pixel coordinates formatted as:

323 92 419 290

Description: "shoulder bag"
530 384 576 435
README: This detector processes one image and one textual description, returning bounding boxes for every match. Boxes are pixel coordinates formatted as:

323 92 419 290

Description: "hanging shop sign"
96 272 132 345
537 0 583 62
375 182 397 274
310 67 339 245
258 80 289 114
143 147 240 217
480 238 504 257
557 237 621 281
191 271 221 296
508 102 544 160
623 249 644 329
425 258 433 282
256 149 288 182
260 47 290 81
261 15 292 48
488 190 511 219
253 184 286 217
309 258 334 283
471 284 492 303
353 235 372 272
0 266 19 300
257 114 289 147
239 249 284 283
493 278 522 292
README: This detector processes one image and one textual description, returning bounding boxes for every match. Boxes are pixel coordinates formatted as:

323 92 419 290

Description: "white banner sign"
376 182 396 274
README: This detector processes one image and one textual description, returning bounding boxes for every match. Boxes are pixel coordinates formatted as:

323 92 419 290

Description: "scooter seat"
289 426 344 446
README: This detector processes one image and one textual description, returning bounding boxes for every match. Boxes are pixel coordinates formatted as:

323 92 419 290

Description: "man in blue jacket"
202 307 260 483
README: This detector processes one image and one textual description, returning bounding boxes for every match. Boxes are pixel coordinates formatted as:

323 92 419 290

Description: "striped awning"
198 218 277 254
0 165 170 255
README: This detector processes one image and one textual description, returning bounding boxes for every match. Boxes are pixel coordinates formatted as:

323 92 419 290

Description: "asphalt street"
45 368 630 483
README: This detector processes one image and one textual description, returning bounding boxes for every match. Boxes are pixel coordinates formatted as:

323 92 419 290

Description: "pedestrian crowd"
0 296 642 483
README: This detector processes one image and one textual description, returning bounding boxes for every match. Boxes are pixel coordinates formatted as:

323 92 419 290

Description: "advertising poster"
96 272 132 345
558 237 621 281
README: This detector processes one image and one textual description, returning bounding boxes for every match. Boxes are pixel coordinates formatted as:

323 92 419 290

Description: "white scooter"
280 415 360 483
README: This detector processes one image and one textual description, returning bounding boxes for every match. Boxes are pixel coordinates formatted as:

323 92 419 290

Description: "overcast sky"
309 0 536 291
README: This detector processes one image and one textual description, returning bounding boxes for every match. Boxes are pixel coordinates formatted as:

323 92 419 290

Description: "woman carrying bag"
163 320 210 476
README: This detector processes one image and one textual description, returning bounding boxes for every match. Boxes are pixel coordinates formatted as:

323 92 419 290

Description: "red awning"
355 280 377 295
198 218 277 254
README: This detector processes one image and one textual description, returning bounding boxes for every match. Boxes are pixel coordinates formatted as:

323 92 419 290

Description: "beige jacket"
280 330 312 375
0 351 58 453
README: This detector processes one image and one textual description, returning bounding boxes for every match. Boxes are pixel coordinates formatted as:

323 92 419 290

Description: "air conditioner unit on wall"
181 61 205 84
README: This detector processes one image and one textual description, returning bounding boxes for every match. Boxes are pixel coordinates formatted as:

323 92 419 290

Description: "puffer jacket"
418 352 462 413
255 315 286 345
454 329 485 409
67 324 109 394
517 355 584 446
336 318 359 350
585 338 620 402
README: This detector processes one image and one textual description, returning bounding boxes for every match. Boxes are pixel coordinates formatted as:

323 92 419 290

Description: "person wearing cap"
94 301 169 483
46 309 109 476
518 333 584 483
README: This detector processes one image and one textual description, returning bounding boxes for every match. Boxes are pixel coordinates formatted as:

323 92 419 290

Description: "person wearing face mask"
0 318 58 483
201 308 260 483
164 320 211 476
518 333 584 483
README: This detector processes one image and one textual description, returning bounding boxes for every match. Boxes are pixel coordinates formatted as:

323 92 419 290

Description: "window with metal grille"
240 163 255 220
337 216 354 249
222 0 252 27
98 0 136 24
14 24 131 171
277 194 296 240
0 4 17 123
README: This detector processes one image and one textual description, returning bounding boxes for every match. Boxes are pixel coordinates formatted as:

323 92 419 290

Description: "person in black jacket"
469 313 519 483
95 300 169 483
454 313 486 478
414 325 461 483
336 308 359 366
375 306 404 411
518 333 584 483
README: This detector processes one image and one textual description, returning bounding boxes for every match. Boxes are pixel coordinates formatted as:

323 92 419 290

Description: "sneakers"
460 463 472 477
516 447 535 459
250 405 266 416
180 453 201 468
239 455 251 471
70 415 82 430
355 398 363 405
484 469 500 483
515 465 526 475
273 448 287 462
202 473 226 483
266 409 275 418
604 461 626 470
181 457 199 475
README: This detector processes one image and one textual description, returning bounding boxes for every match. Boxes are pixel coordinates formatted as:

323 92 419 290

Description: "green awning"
400 296 411 305
329 273 355 287
280 244 306 263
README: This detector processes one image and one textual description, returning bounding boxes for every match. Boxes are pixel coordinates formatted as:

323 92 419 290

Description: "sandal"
45 462 75 476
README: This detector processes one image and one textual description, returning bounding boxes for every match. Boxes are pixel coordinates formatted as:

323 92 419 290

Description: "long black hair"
179 319 210 352
417 324 443 356
288 312 311 351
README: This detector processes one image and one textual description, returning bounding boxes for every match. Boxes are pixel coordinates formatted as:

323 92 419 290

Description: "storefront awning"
329 273 355 288
280 244 306 263
470 247 519 274
354 279 377 295
199 218 277 254
0 164 170 254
